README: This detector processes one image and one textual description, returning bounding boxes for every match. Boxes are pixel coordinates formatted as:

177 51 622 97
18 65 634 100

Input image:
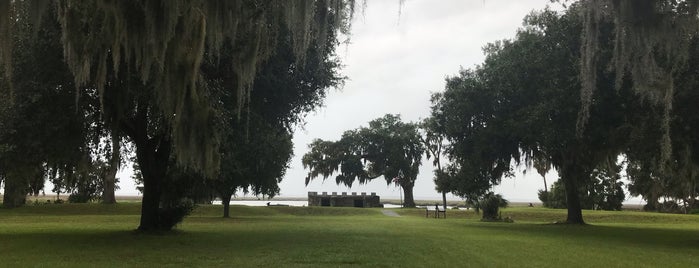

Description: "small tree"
421 100 450 210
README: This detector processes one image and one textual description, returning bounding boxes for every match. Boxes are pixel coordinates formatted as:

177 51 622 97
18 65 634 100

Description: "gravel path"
381 210 401 217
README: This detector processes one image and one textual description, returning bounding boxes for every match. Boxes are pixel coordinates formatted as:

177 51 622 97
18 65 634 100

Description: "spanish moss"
580 0 699 166
0 0 358 175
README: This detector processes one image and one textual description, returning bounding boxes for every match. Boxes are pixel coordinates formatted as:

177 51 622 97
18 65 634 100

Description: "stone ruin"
307 191 382 208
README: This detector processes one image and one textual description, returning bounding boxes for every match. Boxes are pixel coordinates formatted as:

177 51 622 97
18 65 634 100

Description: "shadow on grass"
465 221 699 250
0 220 396 266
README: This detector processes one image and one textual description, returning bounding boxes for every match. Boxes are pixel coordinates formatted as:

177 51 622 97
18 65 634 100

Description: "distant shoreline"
8 195 643 210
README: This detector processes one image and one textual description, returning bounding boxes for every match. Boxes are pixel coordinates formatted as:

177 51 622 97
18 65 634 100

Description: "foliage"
580 1 699 167
0 1 347 229
211 9 341 211
428 69 514 198
156 199 196 231
0 0 358 174
214 115 294 217
539 172 625 211
67 192 93 203
303 114 424 207
0 3 101 207
431 5 642 223
420 97 450 208
623 36 699 214
467 192 509 221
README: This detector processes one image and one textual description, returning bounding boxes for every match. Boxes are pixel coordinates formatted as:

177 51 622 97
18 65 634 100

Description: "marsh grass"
1 203 698 267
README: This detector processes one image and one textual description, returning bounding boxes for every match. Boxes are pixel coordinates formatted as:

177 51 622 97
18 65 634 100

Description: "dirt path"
381 210 401 217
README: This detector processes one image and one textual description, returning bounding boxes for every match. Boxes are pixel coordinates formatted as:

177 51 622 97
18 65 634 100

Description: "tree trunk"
222 194 232 218
138 170 162 231
543 175 548 193
120 98 173 231
3 175 27 208
442 191 447 210
562 165 585 224
402 182 416 208
135 136 171 231
102 133 120 204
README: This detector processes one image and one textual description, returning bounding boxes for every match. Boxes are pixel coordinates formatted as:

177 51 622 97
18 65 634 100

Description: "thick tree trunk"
102 133 120 204
402 182 416 208
120 98 173 231
222 194 232 218
562 164 585 224
135 136 170 231
139 171 162 231
565 179 584 224
3 176 26 208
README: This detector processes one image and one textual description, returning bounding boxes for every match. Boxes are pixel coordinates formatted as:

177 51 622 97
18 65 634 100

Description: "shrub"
157 199 196 230
468 192 509 221
539 178 624 211
68 192 94 203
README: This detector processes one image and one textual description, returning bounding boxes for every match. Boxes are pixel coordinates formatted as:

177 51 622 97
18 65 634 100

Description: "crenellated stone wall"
307 192 382 208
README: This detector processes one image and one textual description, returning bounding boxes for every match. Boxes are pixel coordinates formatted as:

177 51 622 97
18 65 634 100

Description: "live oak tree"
0 0 357 174
0 1 355 230
0 6 102 208
433 7 640 223
303 114 424 207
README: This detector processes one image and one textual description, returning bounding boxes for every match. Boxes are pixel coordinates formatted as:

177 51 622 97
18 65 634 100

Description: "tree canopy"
0 0 357 175
0 1 349 231
430 6 647 223
580 0 699 165
303 114 424 207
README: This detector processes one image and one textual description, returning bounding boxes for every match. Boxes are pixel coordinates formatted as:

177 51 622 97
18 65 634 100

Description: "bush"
68 192 94 203
156 199 196 230
469 192 508 221
539 178 624 211
658 201 681 214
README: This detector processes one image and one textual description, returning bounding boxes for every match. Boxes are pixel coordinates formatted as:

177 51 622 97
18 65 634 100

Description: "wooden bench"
425 205 446 219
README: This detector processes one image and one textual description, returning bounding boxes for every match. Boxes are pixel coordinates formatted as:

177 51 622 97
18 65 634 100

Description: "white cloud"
279 0 562 201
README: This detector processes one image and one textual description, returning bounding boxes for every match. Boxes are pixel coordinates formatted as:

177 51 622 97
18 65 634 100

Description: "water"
211 200 309 207
211 200 466 209
384 203 465 210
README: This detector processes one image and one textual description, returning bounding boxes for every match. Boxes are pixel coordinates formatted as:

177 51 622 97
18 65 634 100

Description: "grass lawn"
1 203 698 267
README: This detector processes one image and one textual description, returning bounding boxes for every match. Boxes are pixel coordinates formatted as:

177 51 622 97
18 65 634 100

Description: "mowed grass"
1 204 699 267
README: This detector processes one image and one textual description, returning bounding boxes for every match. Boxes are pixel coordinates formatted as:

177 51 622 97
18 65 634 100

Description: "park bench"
425 205 446 219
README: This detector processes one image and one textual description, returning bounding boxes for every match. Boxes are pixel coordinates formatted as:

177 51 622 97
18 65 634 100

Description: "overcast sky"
111 0 644 204
280 0 563 202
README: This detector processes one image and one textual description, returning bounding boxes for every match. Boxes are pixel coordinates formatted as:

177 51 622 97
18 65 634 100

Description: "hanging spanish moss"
577 0 602 135
580 0 699 167
0 1 13 93
0 0 357 175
